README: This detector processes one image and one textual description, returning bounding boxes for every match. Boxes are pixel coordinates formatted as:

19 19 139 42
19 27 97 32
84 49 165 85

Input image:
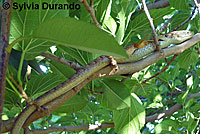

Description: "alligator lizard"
116 30 194 63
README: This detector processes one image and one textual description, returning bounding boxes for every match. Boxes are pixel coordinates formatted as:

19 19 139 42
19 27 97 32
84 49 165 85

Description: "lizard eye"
164 35 168 37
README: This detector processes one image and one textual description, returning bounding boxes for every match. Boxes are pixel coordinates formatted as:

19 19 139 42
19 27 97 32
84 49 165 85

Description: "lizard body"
116 30 194 63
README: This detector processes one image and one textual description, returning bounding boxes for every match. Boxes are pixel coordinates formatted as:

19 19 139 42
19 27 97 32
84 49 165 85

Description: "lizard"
116 30 194 63
11 30 194 134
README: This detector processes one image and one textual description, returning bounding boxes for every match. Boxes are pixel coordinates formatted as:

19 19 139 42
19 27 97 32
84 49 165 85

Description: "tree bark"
0 0 12 133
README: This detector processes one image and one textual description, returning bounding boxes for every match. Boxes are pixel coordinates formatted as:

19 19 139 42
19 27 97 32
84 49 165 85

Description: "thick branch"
147 0 170 10
11 56 111 134
0 0 12 132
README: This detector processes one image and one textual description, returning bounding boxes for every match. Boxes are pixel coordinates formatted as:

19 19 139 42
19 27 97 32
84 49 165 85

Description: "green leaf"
81 103 101 116
96 0 111 23
57 46 94 66
178 49 199 70
155 119 180 134
129 7 173 34
184 112 199 133
169 0 189 10
196 67 200 76
116 11 126 44
10 0 69 60
8 49 28 78
55 115 75 126
104 17 117 35
177 88 189 105
96 79 131 110
32 17 128 58
113 93 145 134
26 73 65 99
50 60 75 78
157 72 171 83
112 0 137 43
54 94 88 114
133 83 155 98
174 79 182 86
170 11 190 30
3 106 21 118
170 64 180 80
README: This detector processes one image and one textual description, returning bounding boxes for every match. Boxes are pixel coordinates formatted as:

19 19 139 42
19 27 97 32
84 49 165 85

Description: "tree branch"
79 0 101 28
147 0 170 10
116 33 200 75
193 0 200 17
29 123 114 134
138 54 177 85
172 7 196 31
0 0 12 132
3 92 199 133
11 56 111 134
141 0 161 51
41 52 83 71
146 92 200 122
2 33 200 133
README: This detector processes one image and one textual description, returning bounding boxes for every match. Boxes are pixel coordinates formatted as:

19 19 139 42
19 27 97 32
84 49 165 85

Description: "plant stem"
17 51 25 86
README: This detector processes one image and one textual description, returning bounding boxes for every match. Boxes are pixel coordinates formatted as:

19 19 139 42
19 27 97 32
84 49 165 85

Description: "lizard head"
159 30 194 44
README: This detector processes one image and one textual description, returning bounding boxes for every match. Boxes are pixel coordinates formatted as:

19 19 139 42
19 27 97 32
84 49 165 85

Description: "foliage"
2 0 200 133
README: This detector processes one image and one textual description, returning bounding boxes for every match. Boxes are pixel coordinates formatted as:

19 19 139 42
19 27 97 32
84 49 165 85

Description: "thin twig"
172 7 196 31
41 52 83 71
146 92 200 122
29 123 114 134
193 0 200 17
141 0 161 51
79 0 101 28
87 88 104 95
9 74 45 112
137 55 177 85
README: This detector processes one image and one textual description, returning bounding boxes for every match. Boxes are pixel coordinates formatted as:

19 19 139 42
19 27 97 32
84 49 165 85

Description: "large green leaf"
113 93 145 134
32 17 128 57
155 119 180 134
178 49 199 69
54 94 88 114
111 0 137 44
129 7 173 34
96 0 111 23
169 0 189 10
26 73 65 99
170 11 190 30
96 79 131 110
50 60 75 78
57 46 94 66
133 83 155 98
10 0 69 60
